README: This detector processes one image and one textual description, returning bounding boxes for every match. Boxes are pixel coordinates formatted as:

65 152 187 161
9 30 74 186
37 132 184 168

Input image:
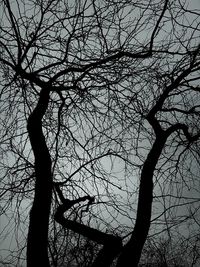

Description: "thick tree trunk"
91 241 121 267
27 89 52 267
116 135 167 267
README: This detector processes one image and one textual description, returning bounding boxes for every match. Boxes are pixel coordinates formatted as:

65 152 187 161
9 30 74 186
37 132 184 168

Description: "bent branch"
54 186 122 267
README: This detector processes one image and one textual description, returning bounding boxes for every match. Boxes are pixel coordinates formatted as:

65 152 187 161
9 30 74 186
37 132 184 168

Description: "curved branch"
54 186 122 267
166 123 200 142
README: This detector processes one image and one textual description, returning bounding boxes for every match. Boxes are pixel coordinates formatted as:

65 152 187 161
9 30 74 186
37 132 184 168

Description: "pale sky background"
0 0 200 266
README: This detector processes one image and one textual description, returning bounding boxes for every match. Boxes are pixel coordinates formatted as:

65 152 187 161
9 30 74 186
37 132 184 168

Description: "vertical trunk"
27 89 52 267
116 135 167 267
91 242 122 267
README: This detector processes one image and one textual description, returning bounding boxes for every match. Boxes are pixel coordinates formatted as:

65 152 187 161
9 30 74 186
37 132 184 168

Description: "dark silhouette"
0 0 199 266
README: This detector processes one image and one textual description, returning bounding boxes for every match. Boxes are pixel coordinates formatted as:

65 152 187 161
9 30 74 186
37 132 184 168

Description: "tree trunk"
116 135 167 267
27 89 52 267
91 242 121 267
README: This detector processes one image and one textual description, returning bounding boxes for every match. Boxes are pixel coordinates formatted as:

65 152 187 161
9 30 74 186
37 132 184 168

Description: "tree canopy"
0 0 200 266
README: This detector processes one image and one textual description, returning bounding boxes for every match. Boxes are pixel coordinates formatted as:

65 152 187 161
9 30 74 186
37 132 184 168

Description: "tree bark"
27 89 52 267
116 135 167 267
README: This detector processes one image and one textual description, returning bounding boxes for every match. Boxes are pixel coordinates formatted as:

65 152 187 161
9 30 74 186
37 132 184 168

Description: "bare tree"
140 234 200 267
0 0 199 266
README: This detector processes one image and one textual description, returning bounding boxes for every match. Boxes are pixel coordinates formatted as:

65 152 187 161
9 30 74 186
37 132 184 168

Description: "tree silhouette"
140 235 200 267
0 0 199 266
